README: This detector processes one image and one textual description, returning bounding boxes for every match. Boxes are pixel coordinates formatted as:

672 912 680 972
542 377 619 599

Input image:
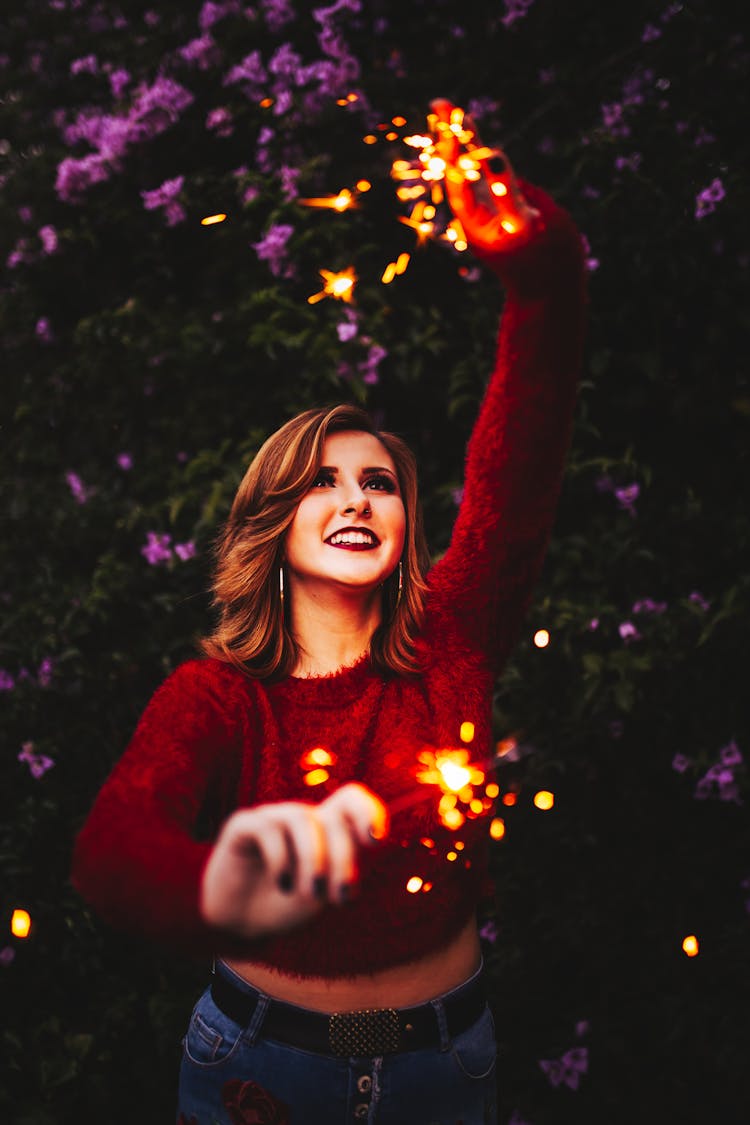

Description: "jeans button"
357 1075 372 1094
354 1104 369 1119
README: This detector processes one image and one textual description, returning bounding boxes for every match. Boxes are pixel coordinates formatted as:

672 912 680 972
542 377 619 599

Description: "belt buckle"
328 1008 401 1056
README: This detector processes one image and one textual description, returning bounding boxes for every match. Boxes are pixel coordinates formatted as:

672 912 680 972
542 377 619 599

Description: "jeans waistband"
211 959 486 1057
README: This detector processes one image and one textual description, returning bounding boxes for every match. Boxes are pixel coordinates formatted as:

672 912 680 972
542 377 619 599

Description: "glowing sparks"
301 748 335 769
533 629 550 648
307 266 357 305
304 768 330 786
460 721 475 744
489 817 506 840
298 188 356 211
682 934 700 957
11 909 31 939
406 876 424 893
200 213 227 226
534 790 555 810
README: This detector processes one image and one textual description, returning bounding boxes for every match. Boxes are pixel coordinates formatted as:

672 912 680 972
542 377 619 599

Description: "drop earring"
396 561 403 607
279 565 285 608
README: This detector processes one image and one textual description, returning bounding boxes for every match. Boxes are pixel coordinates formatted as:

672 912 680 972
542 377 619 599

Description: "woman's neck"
289 584 382 678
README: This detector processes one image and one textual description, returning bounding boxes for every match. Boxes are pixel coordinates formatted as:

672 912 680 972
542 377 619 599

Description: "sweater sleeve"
70 659 246 958
426 182 587 674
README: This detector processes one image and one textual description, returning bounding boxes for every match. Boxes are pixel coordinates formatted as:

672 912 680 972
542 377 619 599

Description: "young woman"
71 102 586 1125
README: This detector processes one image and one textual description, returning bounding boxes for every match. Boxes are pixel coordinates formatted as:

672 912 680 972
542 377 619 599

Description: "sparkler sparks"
307 266 357 305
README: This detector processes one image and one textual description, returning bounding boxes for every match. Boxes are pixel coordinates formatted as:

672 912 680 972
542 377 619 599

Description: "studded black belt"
210 966 487 1057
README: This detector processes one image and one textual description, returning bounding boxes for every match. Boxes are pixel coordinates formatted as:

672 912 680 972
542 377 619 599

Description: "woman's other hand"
200 783 388 940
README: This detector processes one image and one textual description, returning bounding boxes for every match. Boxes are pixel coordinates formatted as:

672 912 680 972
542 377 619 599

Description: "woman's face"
284 430 406 598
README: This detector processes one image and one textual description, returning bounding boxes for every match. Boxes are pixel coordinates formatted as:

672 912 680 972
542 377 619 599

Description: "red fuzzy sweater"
71 184 586 978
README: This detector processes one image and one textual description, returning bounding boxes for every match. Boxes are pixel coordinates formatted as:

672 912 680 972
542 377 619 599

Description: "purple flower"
539 1045 588 1090
70 54 99 76
36 318 54 343
501 0 535 28
0 947 16 967
361 344 387 385
575 1020 590 1038
279 164 300 200
689 590 711 611
632 598 667 615
55 154 110 202
65 471 91 504
452 487 465 507
130 77 194 138
141 532 173 566
672 753 690 773
580 234 599 272
337 320 358 342
38 225 58 254
619 621 641 643
252 222 295 277
117 452 133 470
0 669 15 691
37 658 54 687
614 153 642 173
18 741 55 779
18 205 33 222
109 67 131 98
223 49 267 89
642 23 662 42
206 107 234 136
695 178 725 220
262 0 295 30
199 0 241 31
588 617 599 631
720 740 743 768
179 34 221 70
141 176 186 226
174 540 196 561
615 483 639 515
7 238 29 268
242 185 260 205
479 919 498 943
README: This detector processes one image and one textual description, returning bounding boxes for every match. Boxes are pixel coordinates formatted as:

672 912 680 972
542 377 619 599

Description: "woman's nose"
341 490 371 517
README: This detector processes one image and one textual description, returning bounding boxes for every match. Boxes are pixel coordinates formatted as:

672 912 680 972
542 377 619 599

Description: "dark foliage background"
1 1 748 1122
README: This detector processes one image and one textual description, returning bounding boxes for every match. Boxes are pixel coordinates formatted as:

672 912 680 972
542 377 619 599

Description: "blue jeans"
178 960 497 1124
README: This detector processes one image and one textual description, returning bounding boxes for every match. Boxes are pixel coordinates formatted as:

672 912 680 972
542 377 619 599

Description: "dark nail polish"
313 875 328 900
277 871 293 893
487 156 506 174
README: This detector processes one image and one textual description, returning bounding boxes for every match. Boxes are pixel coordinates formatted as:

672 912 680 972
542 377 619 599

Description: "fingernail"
277 871 293 893
313 875 328 900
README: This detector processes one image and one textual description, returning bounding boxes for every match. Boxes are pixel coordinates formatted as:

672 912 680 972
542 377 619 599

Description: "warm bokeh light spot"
533 629 550 648
682 934 700 957
392 115 407 126
356 179 371 192
491 181 508 197
421 881 433 893
501 220 518 234
533 790 555 811
301 748 335 769
436 757 472 792
303 768 330 787
406 876 424 894
442 807 465 830
259 97 273 108
446 851 458 862
470 798 484 814
11 909 31 939
420 837 435 850
460 721 475 743
454 841 465 852
200 213 227 225
489 817 506 840
363 134 377 145
485 782 500 799
502 792 518 807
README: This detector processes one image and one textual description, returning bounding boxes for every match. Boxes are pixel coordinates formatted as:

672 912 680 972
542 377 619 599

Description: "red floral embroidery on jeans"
222 1078 290 1125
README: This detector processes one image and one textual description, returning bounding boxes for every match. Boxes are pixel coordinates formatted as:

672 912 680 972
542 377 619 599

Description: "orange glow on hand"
11 909 31 939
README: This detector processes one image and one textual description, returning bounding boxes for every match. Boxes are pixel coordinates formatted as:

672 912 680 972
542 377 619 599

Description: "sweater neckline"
269 652 382 707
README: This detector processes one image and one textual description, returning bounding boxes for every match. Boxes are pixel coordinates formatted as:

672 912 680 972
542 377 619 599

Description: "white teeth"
328 531 376 546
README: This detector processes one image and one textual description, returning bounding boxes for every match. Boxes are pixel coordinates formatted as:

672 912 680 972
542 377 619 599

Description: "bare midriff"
223 916 481 1013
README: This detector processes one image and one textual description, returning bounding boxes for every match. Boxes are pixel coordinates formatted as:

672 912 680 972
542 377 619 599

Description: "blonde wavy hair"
200 405 430 679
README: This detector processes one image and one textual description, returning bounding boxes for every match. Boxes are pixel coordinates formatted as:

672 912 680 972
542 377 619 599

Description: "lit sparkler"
307 266 357 305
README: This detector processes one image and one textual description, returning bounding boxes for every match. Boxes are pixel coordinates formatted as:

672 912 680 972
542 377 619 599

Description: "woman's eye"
365 474 397 493
311 471 335 488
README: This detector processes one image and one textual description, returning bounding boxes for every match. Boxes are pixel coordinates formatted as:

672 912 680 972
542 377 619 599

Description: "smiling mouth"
325 529 380 549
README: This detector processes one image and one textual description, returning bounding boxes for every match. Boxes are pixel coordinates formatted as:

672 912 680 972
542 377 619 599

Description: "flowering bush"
1 1 747 1122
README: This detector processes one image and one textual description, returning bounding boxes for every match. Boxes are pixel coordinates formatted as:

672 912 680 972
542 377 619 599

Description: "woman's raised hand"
429 97 541 266
200 783 388 940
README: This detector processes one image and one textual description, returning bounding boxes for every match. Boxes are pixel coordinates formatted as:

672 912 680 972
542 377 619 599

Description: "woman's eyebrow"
318 465 397 476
